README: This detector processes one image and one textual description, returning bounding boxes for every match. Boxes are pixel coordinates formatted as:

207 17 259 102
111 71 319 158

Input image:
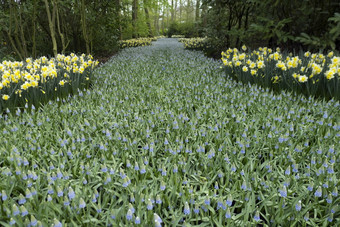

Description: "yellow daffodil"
2 94 9 100
59 80 66 86
298 75 308 83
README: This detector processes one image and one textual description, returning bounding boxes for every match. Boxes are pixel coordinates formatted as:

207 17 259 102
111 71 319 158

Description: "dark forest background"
1 0 340 60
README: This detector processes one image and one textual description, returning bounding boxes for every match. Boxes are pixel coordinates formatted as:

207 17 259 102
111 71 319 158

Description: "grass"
0 38 339 226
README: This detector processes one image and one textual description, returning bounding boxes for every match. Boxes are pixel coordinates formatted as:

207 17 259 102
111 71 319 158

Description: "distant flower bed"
0 54 99 113
119 37 158 48
178 37 209 51
172 35 185 38
222 46 340 100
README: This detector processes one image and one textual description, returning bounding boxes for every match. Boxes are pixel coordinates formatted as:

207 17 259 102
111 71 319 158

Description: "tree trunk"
12 1 26 59
202 2 207 28
174 0 177 21
144 6 153 37
161 6 165 34
54 0 67 54
32 0 37 58
171 0 174 22
18 6 28 58
195 0 200 22
226 4 233 47
186 0 190 22
166 5 169 29
116 0 122 40
195 0 200 36
44 0 58 56
235 5 245 47
154 2 159 35
179 0 182 22
132 0 138 38
80 0 90 54
7 0 23 60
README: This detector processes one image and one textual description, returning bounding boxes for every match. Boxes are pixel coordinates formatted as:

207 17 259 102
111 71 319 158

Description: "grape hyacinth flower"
156 195 162 204
9 218 16 226
326 194 332 204
63 196 70 206
79 198 86 208
68 187 75 200
194 204 200 214
204 196 210 205
147 199 153 210
183 201 190 215
53 218 62 227
18 194 26 205
20 205 28 217
279 185 287 198
332 188 338 197
315 186 322 198
12 204 20 216
226 194 233 207
254 210 260 222
328 213 333 222
126 209 133 221
307 182 314 192
295 200 302 211
225 208 232 219
135 216 141 224
304 212 309 221
30 215 38 226
154 213 162 227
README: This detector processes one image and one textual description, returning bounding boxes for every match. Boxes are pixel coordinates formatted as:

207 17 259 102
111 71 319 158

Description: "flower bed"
222 46 340 100
0 54 98 113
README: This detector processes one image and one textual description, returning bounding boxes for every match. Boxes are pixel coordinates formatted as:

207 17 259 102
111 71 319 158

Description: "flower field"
0 54 99 113
0 38 339 226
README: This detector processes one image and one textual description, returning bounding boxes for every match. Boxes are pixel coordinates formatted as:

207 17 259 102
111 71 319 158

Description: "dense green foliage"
200 0 340 57
0 0 121 59
0 38 339 226
1 0 339 60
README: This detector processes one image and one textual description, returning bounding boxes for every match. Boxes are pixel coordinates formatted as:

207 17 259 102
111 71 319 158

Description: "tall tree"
195 0 200 22
143 0 153 37
80 0 90 54
171 0 174 22
132 0 138 38
44 0 58 56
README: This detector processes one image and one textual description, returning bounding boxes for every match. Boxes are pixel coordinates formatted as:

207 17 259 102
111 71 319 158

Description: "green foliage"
249 17 294 45
178 22 197 38
329 13 340 40
0 0 121 59
201 0 340 57
295 33 335 51
167 22 179 37
295 13 340 51
168 22 198 38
